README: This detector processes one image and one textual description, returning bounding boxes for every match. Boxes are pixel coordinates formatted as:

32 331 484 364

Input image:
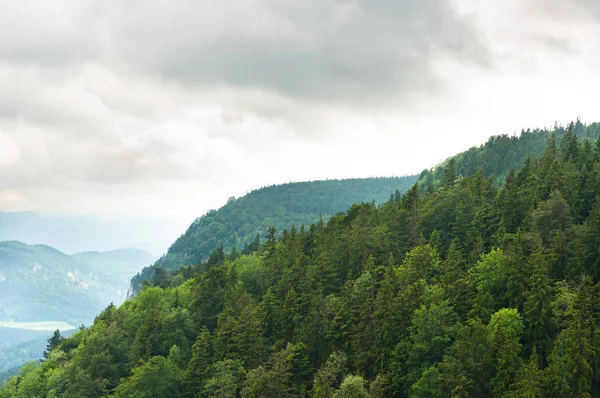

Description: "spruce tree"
43 329 64 359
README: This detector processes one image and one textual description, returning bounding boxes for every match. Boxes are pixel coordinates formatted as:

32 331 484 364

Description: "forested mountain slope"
130 176 418 293
8 125 600 396
419 119 600 188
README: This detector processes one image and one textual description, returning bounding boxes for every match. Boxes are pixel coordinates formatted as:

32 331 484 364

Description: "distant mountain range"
0 241 156 377
0 212 183 255
0 241 156 326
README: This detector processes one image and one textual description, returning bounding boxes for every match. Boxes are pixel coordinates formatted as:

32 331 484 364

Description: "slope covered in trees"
419 119 600 188
130 177 418 293
7 124 600 397
0 244 155 382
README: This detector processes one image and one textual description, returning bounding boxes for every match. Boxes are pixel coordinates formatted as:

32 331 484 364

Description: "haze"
1 0 600 225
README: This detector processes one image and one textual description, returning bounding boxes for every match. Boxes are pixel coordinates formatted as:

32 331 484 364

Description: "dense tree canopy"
6 122 600 397
130 177 418 294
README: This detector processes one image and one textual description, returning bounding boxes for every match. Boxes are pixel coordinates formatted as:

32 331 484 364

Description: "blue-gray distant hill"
0 243 155 378
0 242 155 326
130 176 418 292
0 213 181 255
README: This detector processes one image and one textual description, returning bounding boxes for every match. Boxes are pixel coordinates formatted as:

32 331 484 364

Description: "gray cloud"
0 1 106 66
0 0 491 193
110 0 489 102
0 0 599 222
0 0 489 105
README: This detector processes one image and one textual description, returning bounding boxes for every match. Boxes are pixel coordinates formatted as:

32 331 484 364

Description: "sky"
1 0 600 226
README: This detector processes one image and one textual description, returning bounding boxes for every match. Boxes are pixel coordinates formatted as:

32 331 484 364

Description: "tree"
560 124 580 162
187 326 213 395
203 360 246 398
531 190 573 247
512 349 544 398
579 196 600 280
206 245 226 268
488 308 524 396
332 375 369 398
113 356 184 398
311 351 348 398
440 318 493 397
151 266 170 288
44 330 64 359
524 240 555 366
442 158 457 189
410 366 445 398
405 297 457 388
241 343 311 398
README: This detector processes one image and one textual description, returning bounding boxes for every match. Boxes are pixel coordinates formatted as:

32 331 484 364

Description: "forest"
5 123 600 397
131 177 418 294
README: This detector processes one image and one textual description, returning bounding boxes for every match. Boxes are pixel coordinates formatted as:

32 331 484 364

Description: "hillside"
130 176 418 293
418 119 600 188
0 242 155 326
8 125 600 396
0 328 77 381
72 249 156 292
0 243 155 378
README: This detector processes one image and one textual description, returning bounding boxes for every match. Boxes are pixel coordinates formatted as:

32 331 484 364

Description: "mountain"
9 123 600 396
0 242 155 326
72 248 156 286
0 328 77 382
130 176 418 293
418 119 600 188
0 212 183 255
0 243 155 378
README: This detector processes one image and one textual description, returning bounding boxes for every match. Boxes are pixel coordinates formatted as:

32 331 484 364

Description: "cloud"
456 0 600 68
0 0 489 195
0 134 19 165
0 0 599 224
0 0 489 105
0 1 106 66
109 0 489 103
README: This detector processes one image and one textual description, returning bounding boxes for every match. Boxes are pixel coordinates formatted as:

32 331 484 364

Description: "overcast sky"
1 0 600 225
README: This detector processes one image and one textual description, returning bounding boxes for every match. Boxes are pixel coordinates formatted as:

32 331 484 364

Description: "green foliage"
43 330 64 359
488 308 524 396
311 351 348 398
203 359 246 398
132 177 418 292
6 122 600 397
114 355 185 397
332 375 369 398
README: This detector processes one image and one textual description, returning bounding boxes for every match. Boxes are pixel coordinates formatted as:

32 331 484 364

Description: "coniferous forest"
6 123 600 397
131 177 419 295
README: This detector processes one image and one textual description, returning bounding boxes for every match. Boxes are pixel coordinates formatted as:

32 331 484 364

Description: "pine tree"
443 158 457 189
579 197 600 280
524 239 555 366
512 348 544 397
311 351 348 398
43 329 64 359
187 326 213 395
560 124 580 163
